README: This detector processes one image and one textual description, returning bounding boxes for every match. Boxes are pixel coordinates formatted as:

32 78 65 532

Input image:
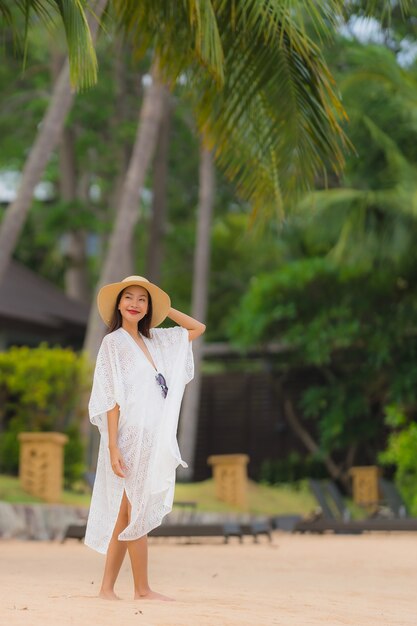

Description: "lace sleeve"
88 335 119 430
152 326 194 384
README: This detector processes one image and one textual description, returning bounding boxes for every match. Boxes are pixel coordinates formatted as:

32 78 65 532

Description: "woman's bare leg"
99 491 130 600
127 535 174 601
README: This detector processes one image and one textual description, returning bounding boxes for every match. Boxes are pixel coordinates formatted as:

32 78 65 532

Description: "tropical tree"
1 1 412 470
0 0 107 282
83 0 353 359
2 1 410 306
1 1 360 291
293 41 417 266
226 38 417 488
226 254 417 487
83 3 412 464
81 0 355 465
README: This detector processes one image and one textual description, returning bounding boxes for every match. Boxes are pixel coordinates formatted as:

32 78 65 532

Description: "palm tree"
1 1 408 286
177 143 215 480
0 2 410 474
294 42 417 265
81 2 411 458
83 59 169 356
83 1 353 357
58 125 91 302
0 0 107 283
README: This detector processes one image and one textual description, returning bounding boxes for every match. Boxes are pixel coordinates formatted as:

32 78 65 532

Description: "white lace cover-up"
84 325 194 554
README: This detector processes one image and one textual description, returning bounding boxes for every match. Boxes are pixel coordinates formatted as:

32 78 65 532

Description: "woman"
84 275 206 601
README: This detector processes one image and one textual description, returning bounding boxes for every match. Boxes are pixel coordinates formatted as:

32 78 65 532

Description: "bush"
379 405 417 516
0 344 90 486
259 452 328 485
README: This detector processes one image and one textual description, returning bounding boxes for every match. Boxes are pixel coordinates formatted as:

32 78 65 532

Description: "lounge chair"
149 522 243 543
378 479 408 518
307 479 352 522
295 479 358 534
294 478 417 533
308 479 336 520
270 515 303 532
241 520 273 543
62 521 244 544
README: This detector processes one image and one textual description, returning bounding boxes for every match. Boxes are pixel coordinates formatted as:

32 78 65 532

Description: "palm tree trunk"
58 126 90 302
107 40 140 279
146 91 173 283
82 60 169 462
0 0 107 284
83 59 169 361
177 143 215 481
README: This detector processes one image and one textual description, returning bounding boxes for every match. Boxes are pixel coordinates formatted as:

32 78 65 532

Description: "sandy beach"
0 533 416 626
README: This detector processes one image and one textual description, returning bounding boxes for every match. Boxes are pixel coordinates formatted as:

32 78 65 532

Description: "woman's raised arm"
166 307 206 341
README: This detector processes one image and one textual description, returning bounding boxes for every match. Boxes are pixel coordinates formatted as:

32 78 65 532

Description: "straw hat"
97 275 171 328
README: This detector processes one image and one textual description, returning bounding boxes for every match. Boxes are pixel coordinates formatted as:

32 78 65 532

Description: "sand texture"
0 533 416 625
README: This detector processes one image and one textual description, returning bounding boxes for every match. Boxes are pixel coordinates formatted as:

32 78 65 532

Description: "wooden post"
349 466 380 510
207 454 249 508
18 432 68 503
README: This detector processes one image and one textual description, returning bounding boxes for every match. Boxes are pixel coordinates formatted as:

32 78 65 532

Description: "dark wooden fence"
192 372 305 481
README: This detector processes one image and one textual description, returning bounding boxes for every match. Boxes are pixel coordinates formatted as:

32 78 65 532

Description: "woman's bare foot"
134 589 174 602
98 589 121 600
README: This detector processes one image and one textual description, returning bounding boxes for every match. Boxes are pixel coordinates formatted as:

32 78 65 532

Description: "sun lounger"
270 515 303 532
61 522 87 542
379 479 408 518
306 479 352 521
325 481 351 521
149 522 243 543
308 479 337 520
241 520 272 543
294 516 417 533
294 477 417 533
62 522 243 544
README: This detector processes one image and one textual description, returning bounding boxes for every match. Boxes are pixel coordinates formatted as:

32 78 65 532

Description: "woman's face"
118 285 149 326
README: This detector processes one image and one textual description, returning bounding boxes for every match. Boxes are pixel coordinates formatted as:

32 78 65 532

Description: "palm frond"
340 44 417 103
189 4 349 221
112 0 225 84
1 0 98 89
56 0 98 89
345 0 412 21
111 1 350 223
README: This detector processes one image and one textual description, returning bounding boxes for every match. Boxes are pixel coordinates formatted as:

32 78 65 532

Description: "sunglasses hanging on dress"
155 372 168 398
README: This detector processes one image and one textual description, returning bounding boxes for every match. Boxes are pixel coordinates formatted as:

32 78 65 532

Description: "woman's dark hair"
107 287 153 337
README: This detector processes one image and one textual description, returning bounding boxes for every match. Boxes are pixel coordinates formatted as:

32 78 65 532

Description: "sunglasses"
155 372 168 399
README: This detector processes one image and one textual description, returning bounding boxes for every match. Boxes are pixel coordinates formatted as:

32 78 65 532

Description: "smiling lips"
127 309 140 315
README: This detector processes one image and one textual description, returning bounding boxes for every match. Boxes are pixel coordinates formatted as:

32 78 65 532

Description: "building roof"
0 261 89 328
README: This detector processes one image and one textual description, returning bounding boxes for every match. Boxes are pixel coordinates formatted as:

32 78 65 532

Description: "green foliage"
228 253 417 459
0 345 89 484
301 383 371 452
227 36 417 478
229 257 369 361
0 417 23 475
379 406 417 515
63 422 86 487
296 40 417 267
259 453 328 485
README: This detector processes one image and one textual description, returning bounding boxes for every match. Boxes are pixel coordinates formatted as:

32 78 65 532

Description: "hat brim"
97 277 171 328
